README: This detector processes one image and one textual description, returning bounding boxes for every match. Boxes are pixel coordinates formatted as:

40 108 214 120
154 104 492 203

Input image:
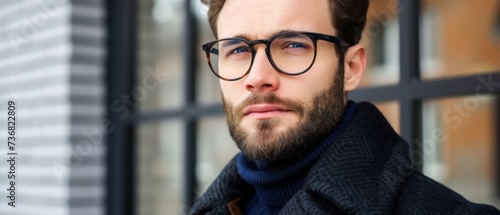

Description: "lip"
243 104 291 119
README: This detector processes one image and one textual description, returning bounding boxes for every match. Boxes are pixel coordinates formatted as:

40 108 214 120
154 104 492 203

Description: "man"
190 0 500 214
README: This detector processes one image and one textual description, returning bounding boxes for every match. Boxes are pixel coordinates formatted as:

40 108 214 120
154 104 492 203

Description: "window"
106 1 500 214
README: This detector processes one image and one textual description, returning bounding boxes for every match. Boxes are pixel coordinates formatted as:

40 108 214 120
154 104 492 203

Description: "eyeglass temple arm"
319 34 351 48
202 44 220 55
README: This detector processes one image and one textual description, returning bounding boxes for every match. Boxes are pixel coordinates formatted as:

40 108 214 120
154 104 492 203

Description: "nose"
243 47 280 93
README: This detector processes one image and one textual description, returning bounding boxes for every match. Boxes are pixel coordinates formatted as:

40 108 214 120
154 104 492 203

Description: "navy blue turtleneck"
236 101 357 215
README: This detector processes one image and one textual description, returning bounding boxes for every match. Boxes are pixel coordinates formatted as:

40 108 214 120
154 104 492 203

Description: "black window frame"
105 1 500 215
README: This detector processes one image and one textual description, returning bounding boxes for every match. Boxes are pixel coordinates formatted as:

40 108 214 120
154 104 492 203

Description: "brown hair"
200 0 369 45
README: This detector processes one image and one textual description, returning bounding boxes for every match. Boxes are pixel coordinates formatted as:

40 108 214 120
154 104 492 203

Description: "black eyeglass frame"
201 31 351 81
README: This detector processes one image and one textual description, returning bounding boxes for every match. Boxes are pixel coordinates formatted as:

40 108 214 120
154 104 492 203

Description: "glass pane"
359 0 400 88
196 116 239 196
196 5 222 105
420 0 500 80
421 96 500 207
372 101 400 134
136 120 184 215
137 0 185 110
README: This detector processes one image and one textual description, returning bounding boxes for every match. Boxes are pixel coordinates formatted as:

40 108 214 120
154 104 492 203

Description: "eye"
227 46 251 56
281 41 311 51
286 43 308 49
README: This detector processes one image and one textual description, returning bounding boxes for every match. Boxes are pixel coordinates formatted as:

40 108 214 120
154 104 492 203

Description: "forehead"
217 0 334 39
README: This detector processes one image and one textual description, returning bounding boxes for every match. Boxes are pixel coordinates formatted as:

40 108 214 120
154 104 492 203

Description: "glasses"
201 31 350 81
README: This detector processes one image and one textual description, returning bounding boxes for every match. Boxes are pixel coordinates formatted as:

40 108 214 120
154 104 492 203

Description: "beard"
223 67 345 162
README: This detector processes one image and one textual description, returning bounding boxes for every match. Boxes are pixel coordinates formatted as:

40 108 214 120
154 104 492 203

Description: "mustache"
232 93 305 118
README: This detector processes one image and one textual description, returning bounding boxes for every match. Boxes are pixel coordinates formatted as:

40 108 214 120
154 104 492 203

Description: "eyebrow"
229 29 297 40
219 39 245 49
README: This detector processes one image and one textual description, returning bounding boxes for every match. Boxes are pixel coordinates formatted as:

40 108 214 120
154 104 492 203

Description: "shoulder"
395 171 500 214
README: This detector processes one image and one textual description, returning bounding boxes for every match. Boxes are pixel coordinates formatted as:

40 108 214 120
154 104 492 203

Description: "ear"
343 44 367 92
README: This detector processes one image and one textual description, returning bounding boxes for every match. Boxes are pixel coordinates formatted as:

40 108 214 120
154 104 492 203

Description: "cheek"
305 64 337 91
298 74 333 98
220 82 244 105
313 49 339 80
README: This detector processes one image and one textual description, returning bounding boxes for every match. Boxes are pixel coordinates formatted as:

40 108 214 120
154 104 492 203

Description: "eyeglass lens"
208 32 316 80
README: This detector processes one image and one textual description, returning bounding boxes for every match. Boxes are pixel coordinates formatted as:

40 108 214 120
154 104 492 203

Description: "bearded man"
189 0 500 214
